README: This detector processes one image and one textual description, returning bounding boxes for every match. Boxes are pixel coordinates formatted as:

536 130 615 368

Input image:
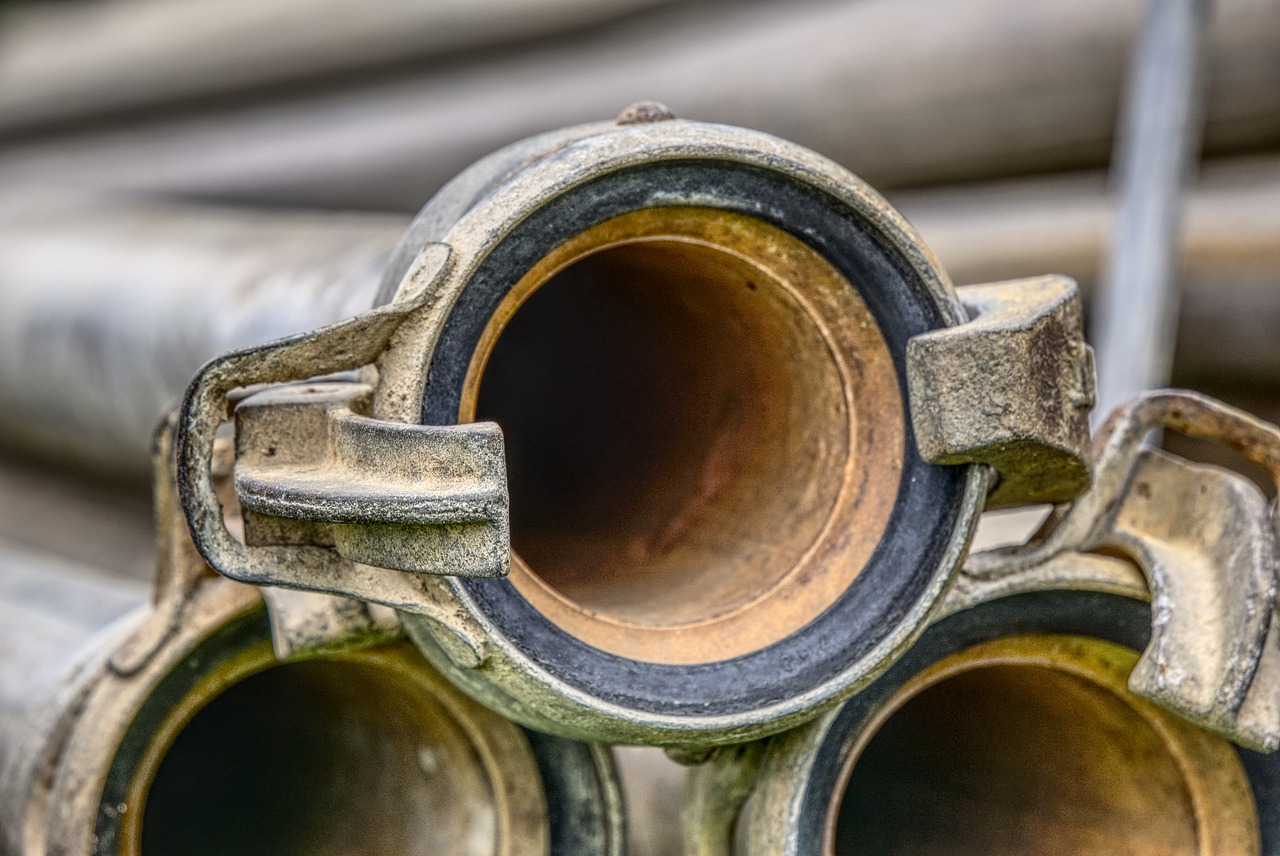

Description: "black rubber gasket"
421 159 969 717
96 608 269 855
526 732 620 856
791 590 1280 855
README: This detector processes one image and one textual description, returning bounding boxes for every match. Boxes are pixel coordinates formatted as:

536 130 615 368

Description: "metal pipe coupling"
686 389 1280 855
177 106 1096 746
0 426 621 856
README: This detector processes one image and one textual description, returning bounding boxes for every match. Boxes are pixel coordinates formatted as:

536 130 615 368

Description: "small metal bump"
615 101 676 125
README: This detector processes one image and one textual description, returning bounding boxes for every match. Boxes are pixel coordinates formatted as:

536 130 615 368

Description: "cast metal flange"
691 390 1280 854
688 577 1275 856
177 109 1094 745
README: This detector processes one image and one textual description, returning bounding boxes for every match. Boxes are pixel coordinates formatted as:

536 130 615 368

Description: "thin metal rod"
1094 0 1211 419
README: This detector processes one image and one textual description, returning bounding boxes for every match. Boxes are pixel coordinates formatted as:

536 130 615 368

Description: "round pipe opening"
479 238 841 623
464 208 903 663
828 636 1259 856
127 645 545 856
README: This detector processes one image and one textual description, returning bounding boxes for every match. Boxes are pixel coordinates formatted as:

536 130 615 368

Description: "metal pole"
1093 0 1211 419
9 0 1280 212
0 191 405 479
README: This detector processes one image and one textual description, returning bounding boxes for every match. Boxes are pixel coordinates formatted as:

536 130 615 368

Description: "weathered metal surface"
686 546 1280 855
177 244 511 620
1109 450 1280 749
235 382 508 577
698 616 1263 856
682 742 767 856
178 113 999 747
966 389 1280 750
907 276 1095 507
0 419 620 855
681 388 1280 853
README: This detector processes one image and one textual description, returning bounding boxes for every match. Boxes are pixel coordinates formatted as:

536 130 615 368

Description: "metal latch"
234 382 506 576
176 244 511 612
965 390 1280 751
908 275 1096 508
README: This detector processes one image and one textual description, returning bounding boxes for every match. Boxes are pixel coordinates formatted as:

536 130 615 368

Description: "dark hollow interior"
476 239 845 626
140 659 495 856
833 665 1201 856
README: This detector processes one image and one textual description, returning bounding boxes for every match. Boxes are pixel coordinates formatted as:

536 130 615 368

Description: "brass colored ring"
708 588 1279 856
824 635 1258 856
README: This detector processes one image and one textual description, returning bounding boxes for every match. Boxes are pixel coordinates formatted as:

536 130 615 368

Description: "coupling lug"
176 243 514 620
907 275 1095 508
235 381 508 577
967 390 1280 751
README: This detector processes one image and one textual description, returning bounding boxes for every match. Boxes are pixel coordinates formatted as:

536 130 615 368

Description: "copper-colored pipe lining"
463 207 903 664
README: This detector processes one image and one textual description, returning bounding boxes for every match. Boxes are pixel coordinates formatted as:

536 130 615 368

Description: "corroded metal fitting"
964 389 1280 752
687 585 1275 856
686 561 1279 856
687 389 1280 854
3 425 621 856
908 275 1095 507
177 111 1095 745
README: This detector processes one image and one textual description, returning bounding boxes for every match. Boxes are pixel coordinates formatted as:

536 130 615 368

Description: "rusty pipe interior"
826 635 1259 856
461 207 904 663
477 236 841 623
